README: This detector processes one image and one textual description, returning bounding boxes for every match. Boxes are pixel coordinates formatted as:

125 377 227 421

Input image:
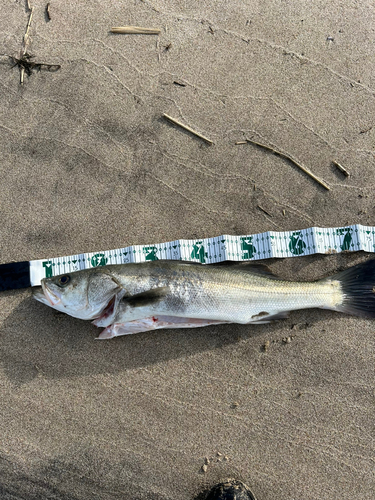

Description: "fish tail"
328 259 375 317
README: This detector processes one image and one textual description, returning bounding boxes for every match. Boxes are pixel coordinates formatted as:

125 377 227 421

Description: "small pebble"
202 464 208 473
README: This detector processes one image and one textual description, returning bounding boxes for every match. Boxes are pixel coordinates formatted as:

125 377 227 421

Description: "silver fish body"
93 261 343 324
33 259 375 339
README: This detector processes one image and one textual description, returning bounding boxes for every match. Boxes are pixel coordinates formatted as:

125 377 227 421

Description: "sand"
0 1 374 499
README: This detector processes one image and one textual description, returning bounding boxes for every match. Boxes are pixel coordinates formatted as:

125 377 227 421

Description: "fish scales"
105 262 341 324
33 259 375 338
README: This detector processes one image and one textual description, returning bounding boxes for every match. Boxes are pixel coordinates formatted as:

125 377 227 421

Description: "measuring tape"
1 224 374 290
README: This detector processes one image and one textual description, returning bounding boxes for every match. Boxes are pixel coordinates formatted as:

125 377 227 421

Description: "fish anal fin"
248 311 289 324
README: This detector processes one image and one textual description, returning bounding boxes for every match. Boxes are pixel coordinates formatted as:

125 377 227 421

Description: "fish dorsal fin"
222 262 280 279
126 286 170 308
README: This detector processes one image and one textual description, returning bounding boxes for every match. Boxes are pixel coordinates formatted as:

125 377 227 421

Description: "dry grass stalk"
111 26 161 35
245 138 330 191
163 113 214 145
332 160 350 177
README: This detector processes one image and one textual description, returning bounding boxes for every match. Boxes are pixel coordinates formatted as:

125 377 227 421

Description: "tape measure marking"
29 224 375 286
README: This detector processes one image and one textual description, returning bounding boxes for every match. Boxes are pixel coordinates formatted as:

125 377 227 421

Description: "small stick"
46 3 51 21
111 26 161 35
359 126 372 134
23 7 34 50
26 0 31 11
20 6 33 84
257 205 273 217
162 113 214 145
156 38 160 62
235 141 247 145
332 160 350 177
245 138 330 191
173 81 186 87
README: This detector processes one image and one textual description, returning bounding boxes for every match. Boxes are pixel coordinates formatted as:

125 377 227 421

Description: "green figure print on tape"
336 227 353 251
289 232 307 255
143 247 159 261
29 225 375 286
42 260 53 278
91 253 108 267
240 236 256 259
191 242 208 263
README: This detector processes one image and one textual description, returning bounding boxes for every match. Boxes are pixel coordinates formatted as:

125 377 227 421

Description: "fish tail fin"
328 259 375 317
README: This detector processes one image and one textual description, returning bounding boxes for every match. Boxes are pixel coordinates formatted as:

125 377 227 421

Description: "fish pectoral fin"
96 316 175 339
248 311 290 324
126 286 171 308
97 319 155 339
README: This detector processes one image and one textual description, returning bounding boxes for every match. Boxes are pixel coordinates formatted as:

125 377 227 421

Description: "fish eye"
57 275 71 287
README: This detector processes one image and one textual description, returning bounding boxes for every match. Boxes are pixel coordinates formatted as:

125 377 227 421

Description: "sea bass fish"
32 259 375 339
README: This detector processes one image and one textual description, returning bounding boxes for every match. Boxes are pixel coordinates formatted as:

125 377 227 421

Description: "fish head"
33 268 123 320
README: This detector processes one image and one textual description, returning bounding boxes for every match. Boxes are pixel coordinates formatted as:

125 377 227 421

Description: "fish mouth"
41 281 61 306
32 286 51 305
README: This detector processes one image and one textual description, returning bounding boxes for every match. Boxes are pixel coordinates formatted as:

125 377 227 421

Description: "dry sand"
0 1 374 499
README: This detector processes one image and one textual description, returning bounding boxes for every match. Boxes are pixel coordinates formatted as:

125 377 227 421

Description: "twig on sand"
242 138 331 191
111 26 161 35
20 6 34 84
163 113 214 145
257 205 273 217
332 160 350 177
9 2 60 84
23 6 33 48
46 3 51 21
